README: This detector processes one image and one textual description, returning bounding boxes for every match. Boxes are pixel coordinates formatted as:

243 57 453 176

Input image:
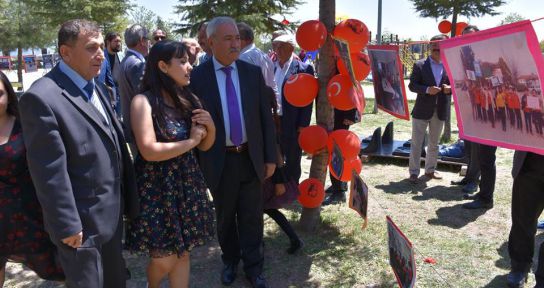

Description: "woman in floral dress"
0 71 64 285
126 41 215 288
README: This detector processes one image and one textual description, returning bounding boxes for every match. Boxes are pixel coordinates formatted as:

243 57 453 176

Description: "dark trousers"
281 136 303 184
477 144 497 203
56 214 126 288
508 153 544 282
264 209 298 242
463 140 481 184
211 150 264 277
534 111 543 135
525 111 533 133
515 109 522 130
499 107 507 131
329 117 350 191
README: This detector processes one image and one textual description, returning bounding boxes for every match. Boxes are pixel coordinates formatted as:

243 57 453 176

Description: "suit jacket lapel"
423 58 436 86
204 60 224 122
49 66 114 144
236 60 250 120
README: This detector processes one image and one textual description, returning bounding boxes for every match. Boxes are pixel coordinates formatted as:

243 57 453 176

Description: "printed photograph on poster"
23 55 38 73
441 20 544 155
387 216 416 288
42 54 54 69
349 170 368 229
0 57 11 70
367 45 410 120
333 37 366 113
329 140 344 179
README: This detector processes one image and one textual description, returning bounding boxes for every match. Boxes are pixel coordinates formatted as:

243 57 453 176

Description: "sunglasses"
154 36 166 41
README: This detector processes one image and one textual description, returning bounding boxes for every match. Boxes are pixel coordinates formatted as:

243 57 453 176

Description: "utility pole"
373 0 382 113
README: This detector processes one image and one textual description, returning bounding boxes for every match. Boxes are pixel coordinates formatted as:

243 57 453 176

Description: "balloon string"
366 188 454 288
532 17 544 22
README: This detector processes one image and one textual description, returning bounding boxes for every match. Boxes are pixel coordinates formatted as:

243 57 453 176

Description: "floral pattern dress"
0 121 64 280
126 94 215 258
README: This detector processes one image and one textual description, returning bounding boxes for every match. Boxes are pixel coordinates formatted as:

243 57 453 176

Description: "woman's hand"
191 109 215 137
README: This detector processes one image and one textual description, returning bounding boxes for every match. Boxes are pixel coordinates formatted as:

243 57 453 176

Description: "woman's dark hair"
0 70 18 117
140 40 201 128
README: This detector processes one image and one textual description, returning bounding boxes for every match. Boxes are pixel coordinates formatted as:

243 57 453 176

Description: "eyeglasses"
154 36 166 41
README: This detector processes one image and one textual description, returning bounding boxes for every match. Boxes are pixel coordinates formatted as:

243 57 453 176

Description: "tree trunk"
299 0 335 232
17 46 23 84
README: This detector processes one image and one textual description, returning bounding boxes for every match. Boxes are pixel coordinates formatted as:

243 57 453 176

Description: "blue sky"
136 0 544 41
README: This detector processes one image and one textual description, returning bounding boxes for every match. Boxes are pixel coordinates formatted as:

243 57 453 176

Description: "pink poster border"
367 45 411 120
440 20 544 155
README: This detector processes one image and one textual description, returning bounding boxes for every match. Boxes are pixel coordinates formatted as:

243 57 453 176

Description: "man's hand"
264 163 276 179
442 84 451 94
428 86 441 95
62 231 83 248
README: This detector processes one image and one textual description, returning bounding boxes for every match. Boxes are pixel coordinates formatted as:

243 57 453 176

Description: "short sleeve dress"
0 120 64 280
125 93 215 258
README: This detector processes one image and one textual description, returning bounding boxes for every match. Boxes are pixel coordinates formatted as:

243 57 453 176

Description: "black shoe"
246 274 269 288
462 182 478 193
506 271 528 288
451 179 467 186
221 263 237 286
463 199 493 210
322 192 346 206
287 238 304 254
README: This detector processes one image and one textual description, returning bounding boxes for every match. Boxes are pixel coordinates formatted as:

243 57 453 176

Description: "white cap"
273 34 296 47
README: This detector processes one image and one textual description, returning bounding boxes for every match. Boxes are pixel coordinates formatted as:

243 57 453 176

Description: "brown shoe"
409 174 418 184
425 171 443 180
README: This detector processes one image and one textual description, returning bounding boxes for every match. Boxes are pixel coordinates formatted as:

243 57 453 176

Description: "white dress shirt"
274 55 293 116
212 57 248 146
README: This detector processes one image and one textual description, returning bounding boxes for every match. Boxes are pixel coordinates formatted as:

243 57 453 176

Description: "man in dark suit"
189 17 276 288
18 19 138 288
507 151 544 288
272 34 314 184
118 24 149 141
407 34 452 183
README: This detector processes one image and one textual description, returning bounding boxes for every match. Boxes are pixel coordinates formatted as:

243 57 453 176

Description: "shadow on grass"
411 185 465 202
427 203 487 229
482 274 509 288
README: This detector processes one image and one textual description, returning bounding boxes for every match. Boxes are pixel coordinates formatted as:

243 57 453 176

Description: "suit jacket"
276 59 315 140
189 59 277 191
118 50 146 138
19 65 138 246
408 57 451 121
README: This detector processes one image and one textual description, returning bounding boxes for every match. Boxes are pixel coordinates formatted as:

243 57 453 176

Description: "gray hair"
206 16 237 39
237 22 254 42
124 24 148 48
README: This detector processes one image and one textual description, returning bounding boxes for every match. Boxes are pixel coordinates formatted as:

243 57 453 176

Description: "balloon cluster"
290 18 370 208
438 20 469 36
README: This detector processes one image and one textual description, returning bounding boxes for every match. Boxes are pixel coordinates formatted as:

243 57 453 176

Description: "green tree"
128 5 156 33
299 0 335 232
500 12 525 25
409 0 506 141
173 0 304 36
540 40 544 53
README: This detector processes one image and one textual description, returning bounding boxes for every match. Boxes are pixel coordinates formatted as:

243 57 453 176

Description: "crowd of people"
0 16 543 288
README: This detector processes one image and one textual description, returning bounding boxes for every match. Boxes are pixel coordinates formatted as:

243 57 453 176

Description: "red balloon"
438 20 452 34
333 19 370 52
298 178 325 208
455 22 469 36
329 156 363 181
337 52 371 81
283 73 318 107
327 74 356 111
327 129 360 159
298 125 328 155
296 20 327 51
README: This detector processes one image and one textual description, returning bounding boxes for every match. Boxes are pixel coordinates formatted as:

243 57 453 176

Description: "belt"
225 143 248 153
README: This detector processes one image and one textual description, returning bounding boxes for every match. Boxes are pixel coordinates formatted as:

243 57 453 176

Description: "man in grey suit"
19 19 138 288
189 16 276 288
507 151 544 288
118 24 149 140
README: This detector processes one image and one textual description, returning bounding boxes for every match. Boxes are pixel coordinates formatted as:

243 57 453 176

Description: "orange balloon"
283 73 318 107
296 20 327 51
327 74 356 110
298 125 328 155
327 129 360 159
455 22 468 36
337 52 371 81
298 178 325 208
438 20 452 34
329 156 363 181
333 19 370 52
